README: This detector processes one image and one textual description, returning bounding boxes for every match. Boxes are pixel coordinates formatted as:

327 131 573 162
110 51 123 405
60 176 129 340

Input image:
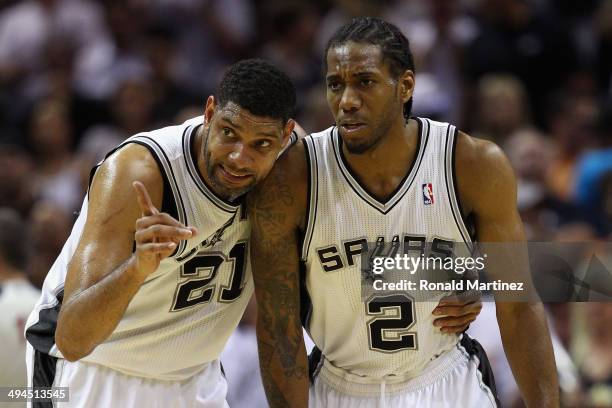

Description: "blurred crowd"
0 0 611 407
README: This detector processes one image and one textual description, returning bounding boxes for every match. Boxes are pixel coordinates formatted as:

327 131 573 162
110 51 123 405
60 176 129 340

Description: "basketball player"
24 57 481 407
24 59 298 407
249 18 559 407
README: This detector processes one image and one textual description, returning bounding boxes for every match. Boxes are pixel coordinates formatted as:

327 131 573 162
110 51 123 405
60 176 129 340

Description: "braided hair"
324 17 415 121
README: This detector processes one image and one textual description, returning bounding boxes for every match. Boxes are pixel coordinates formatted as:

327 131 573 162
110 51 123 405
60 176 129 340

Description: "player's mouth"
340 121 367 134
217 164 254 185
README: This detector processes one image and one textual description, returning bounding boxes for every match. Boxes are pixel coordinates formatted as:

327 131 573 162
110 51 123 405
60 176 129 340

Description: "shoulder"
91 142 164 208
100 143 161 186
454 131 517 214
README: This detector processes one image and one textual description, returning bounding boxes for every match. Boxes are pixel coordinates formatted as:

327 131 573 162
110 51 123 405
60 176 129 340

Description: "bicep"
64 144 163 299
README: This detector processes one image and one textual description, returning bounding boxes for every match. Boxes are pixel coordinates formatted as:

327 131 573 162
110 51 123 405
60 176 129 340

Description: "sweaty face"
203 101 291 200
326 42 406 154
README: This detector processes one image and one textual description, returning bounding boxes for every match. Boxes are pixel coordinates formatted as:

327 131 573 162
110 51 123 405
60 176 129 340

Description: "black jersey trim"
308 346 324 384
301 137 319 261
25 289 64 354
133 135 190 257
459 334 501 407
443 125 472 246
451 127 477 242
31 349 58 408
331 118 428 215
182 124 240 213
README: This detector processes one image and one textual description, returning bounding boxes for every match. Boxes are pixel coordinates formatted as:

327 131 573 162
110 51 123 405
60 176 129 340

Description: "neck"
342 118 416 171
341 118 420 201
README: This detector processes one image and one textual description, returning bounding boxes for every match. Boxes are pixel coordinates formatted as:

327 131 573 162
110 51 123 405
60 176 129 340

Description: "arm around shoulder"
248 141 310 407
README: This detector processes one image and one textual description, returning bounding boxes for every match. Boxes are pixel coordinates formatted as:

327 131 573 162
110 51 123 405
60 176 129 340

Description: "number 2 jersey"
301 118 474 379
24 117 292 381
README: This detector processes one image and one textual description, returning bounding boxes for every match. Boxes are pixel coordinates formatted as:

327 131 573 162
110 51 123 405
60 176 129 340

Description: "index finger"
132 181 159 217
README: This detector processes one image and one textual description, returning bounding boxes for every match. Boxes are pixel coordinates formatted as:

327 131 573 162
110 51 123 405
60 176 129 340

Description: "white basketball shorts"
308 334 500 408
26 344 228 408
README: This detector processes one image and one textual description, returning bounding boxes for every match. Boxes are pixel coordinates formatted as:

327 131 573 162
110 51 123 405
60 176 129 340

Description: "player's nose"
339 85 361 112
226 143 254 170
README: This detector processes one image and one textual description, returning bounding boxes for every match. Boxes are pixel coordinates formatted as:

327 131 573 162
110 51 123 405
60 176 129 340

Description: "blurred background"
0 0 611 407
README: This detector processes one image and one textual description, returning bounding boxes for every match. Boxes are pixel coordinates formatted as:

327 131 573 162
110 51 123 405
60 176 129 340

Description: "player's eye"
327 81 341 91
256 140 272 149
360 79 374 87
222 127 234 137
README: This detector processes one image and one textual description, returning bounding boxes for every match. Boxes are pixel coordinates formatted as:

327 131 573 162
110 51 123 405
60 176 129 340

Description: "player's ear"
398 70 415 104
282 118 296 146
204 96 216 127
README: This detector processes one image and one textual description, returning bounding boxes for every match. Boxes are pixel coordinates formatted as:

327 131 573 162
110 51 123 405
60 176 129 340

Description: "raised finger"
133 181 159 217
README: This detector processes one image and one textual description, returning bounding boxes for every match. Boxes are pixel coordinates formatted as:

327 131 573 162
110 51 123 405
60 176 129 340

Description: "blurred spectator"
473 74 531 143
404 0 479 124
79 78 157 167
172 0 256 95
259 1 322 113
466 0 580 126
0 208 41 388
0 0 105 123
505 129 593 240
594 0 612 96
26 201 72 289
574 101 612 234
0 144 36 218
143 24 200 125
297 87 334 133
546 94 598 201
28 98 83 214
73 1 150 100
573 303 612 407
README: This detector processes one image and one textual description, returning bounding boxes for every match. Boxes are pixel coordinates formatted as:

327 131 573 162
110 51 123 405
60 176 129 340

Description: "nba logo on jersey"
422 183 434 205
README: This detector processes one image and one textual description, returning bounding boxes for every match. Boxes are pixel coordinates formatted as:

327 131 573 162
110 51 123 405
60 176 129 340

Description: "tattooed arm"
248 141 310 407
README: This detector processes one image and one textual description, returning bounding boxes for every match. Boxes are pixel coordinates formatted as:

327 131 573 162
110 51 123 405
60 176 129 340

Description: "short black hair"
0 208 27 271
325 17 415 120
217 59 296 124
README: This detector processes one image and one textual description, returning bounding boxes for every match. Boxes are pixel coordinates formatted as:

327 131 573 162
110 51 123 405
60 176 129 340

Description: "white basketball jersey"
25 117 254 381
302 118 473 379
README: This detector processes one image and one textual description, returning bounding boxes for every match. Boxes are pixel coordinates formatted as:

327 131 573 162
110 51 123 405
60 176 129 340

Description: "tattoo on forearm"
250 170 308 405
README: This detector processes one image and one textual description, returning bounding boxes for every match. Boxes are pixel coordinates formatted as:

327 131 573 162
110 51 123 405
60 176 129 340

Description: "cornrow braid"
324 17 415 122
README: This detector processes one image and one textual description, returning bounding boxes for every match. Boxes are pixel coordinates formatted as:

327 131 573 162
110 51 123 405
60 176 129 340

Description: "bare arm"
457 133 559 407
55 144 195 361
248 142 309 407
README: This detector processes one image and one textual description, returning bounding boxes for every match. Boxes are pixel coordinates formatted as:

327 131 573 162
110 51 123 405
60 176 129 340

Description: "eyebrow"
220 116 280 139
326 69 380 81
220 116 244 131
